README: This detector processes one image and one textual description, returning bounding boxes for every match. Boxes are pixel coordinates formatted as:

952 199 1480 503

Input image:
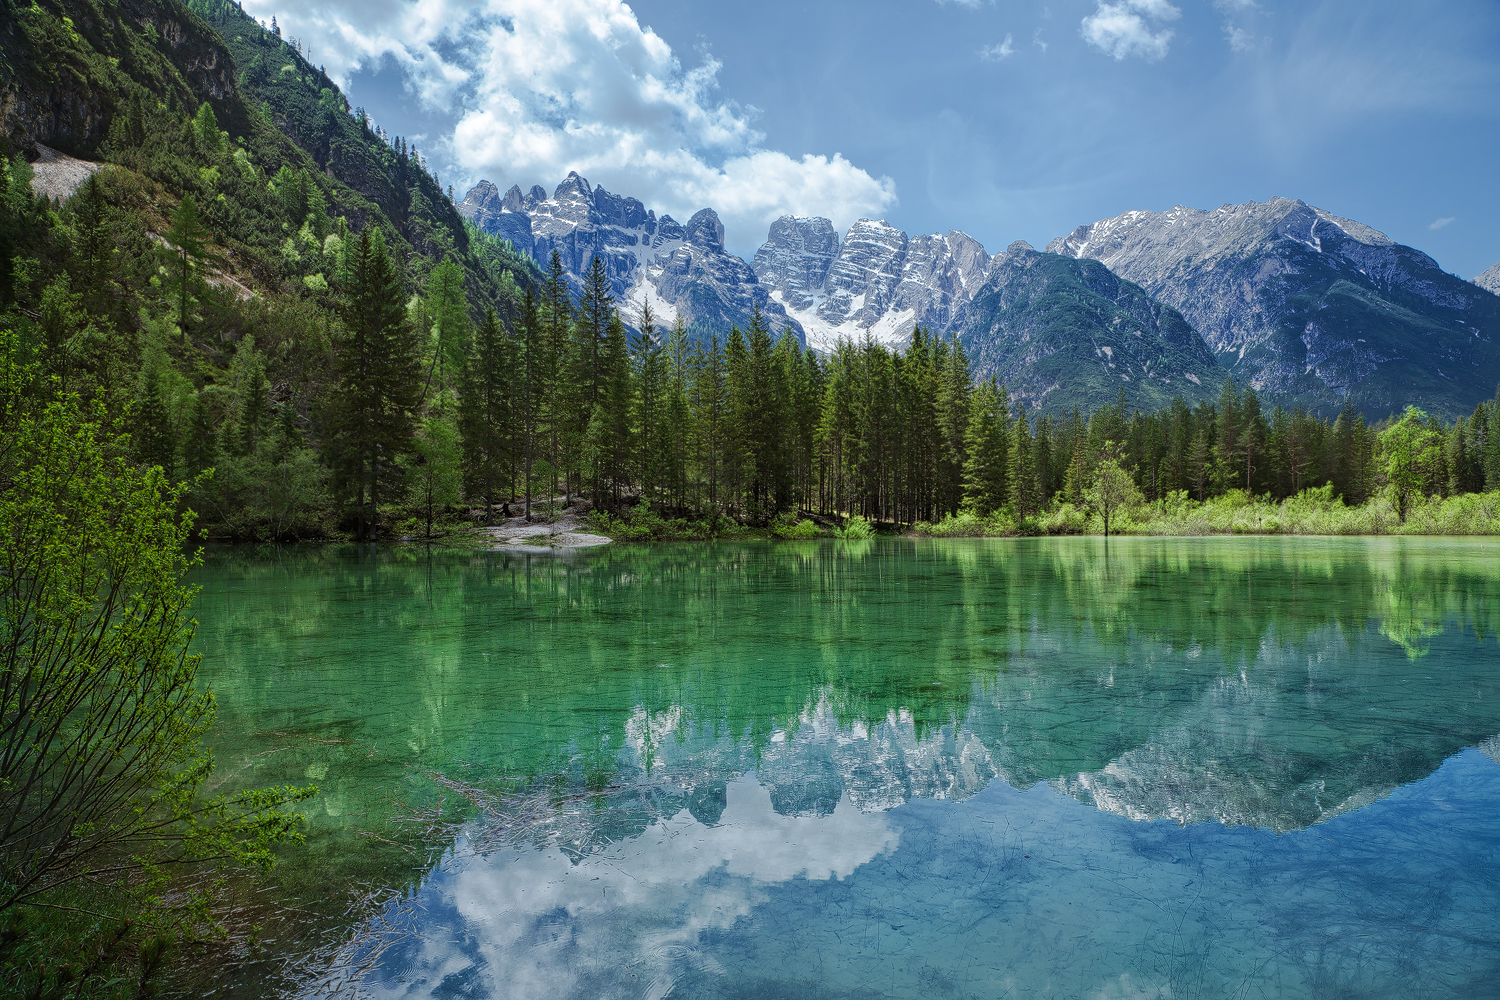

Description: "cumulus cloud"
1080 0 1180 62
1429 217 1456 230
979 34 1016 60
239 0 896 249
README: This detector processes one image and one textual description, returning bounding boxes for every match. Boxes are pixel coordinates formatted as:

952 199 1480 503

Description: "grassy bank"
912 487 1500 538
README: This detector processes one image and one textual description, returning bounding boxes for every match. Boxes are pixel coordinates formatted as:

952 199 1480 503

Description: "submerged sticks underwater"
192 538 1500 999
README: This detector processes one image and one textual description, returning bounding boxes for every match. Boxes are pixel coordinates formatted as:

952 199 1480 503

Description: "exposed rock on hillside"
1475 261 1500 296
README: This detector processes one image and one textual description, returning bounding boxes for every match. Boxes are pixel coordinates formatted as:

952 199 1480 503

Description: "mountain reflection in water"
187 537 1500 998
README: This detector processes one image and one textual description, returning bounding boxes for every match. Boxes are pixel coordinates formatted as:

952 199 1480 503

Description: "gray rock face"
1045 198 1500 417
752 217 840 312
459 173 800 345
1476 261 1500 296
752 217 990 350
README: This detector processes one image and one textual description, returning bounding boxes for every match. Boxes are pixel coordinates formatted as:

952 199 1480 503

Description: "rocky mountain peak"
686 209 725 251
753 217 991 350
751 217 841 312
1045 197 1500 417
460 173 799 345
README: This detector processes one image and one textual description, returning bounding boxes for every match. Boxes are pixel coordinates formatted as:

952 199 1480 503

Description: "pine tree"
458 309 513 524
540 251 572 504
184 390 219 477
132 371 176 479
1010 401 1037 518
937 334 971 518
164 195 209 340
660 317 694 513
632 301 664 507
421 257 473 395
328 227 421 538
962 379 1009 515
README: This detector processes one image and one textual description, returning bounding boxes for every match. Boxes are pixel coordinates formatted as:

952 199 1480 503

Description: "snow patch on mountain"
753 217 991 350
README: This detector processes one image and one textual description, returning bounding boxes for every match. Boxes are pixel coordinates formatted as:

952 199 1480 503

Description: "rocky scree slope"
752 216 989 351
956 244 1227 415
1046 198 1500 418
460 173 802 344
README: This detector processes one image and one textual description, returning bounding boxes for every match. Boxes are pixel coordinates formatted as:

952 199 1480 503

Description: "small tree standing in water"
1085 444 1143 538
0 342 311 997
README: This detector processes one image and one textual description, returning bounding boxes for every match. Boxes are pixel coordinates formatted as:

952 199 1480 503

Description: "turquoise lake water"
189 537 1500 999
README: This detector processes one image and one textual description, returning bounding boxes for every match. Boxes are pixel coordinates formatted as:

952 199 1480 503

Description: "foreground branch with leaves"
0 341 312 999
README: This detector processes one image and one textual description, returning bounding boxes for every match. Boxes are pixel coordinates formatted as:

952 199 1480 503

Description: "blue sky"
248 0 1500 277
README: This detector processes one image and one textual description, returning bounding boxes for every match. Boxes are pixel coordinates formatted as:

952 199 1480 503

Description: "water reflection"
368 777 896 1000
364 750 1500 1000
182 537 1500 997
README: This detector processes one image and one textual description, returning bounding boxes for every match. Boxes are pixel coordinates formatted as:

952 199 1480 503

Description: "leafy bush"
836 515 875 539
587 502 743 541
770 513 820 539
914 511 1010 537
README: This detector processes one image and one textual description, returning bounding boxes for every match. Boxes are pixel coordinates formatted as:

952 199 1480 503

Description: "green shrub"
770 513 820 539
836 515 875 539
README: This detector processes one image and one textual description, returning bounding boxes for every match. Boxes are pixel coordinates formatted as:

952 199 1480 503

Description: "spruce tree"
963 379 1010 515
328 227 420 538
458 309 513 524
1010 401 1036 518
164 195 209 340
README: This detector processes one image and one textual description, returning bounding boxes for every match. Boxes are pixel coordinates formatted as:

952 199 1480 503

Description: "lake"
190 537 1500 999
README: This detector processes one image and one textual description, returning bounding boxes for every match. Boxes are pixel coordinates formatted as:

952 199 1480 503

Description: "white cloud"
1216 0 1260 53
239 0 896 250
979 34 1016 60
1080 0 1180 62
1033 27 1049 52
1429 216 1456 231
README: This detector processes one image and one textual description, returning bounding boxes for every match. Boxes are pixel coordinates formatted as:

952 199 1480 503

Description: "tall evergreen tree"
328 227 420 538
458 308 513 524
963 379 1010 515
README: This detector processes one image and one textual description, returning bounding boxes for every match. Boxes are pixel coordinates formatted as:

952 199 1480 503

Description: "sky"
242 0 1500 277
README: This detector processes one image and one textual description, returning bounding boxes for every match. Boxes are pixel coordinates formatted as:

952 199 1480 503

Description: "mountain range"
459 174 802 344
7 0 1493 422
464 174 1500 418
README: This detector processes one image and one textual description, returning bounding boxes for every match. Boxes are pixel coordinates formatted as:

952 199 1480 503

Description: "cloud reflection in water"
365 776 897 999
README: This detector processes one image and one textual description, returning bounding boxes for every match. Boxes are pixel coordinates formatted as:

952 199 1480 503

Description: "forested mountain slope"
957 243 1227 416
0 0 539 540
2 0 536 298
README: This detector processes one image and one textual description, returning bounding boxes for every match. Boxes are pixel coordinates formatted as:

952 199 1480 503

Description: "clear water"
190 537 1500 999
